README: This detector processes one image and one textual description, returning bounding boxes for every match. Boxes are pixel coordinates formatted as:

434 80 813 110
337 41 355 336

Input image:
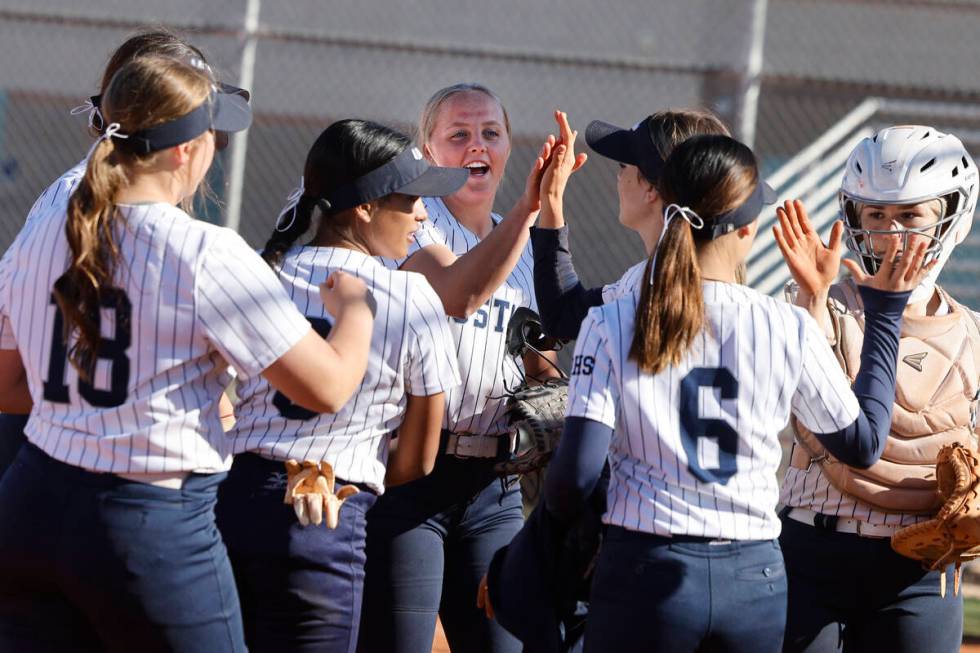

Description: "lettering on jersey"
572 354 595 376
451 298 514 332
679 367 739 484
272 316 332 420
43 289 132 408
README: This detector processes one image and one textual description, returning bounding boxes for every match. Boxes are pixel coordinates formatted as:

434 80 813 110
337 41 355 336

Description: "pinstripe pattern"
601 260 646 304
776 305 980 528
395 196 537 435
0 202 310 474
566 281 859 540
229 247 460 493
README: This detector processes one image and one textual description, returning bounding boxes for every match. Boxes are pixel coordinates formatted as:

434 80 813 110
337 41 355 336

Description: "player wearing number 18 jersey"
0 57 374 652
540 134 929 653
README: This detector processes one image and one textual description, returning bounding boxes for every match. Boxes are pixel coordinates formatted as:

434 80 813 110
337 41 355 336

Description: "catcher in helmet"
777 125 980 653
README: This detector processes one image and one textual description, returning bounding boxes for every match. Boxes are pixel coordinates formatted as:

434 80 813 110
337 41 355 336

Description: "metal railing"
749 97 980 298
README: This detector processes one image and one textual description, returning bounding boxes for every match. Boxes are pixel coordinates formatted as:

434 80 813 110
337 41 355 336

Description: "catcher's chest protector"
791 279 980 514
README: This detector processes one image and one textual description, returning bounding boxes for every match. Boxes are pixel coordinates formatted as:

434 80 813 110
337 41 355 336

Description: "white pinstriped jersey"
0 202 311 474
779 303 980 528
566 281 860 540
601 260 646 304
229 247 460 493
387 196 538 435
4 161 86 257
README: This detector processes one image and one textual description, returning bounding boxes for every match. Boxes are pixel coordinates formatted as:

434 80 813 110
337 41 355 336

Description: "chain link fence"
2 0 980 297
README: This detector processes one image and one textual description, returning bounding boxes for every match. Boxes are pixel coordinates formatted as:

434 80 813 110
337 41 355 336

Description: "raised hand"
772 199 844 299
537 110 588 228
514 134 556 218
843 235 934 294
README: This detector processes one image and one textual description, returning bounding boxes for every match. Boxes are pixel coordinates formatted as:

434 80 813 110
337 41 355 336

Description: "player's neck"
696 249 740 284
904 288 942 318
443 196 494 239
115 170 184 206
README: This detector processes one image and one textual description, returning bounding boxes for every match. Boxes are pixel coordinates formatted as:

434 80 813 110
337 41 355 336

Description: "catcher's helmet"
840 125 978 302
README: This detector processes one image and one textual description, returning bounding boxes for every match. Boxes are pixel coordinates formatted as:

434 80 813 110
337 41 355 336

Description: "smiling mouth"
466 163 490 177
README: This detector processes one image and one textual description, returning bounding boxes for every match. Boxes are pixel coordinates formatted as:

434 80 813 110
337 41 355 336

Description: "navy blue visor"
692 178 777 241
586 116 666 183
323 146 468 214
116 90 251 154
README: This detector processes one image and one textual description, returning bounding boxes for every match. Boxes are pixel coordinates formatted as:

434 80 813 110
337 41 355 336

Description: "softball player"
0 56 374 652
539 133 930 653
532 108 729 338
359 83 561 653
0 29 231 480
215 119 464 653
777 126 980 653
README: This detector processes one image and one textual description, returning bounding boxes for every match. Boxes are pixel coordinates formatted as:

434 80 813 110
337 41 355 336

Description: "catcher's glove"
495 377 568 477
284 459 359 528
891 443 980 597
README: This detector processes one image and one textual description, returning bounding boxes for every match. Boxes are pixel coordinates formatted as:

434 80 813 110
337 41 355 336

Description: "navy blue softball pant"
216 452 377 653
358 454 524 653
585 526 788 653
780 513 962 653
0 441 245 653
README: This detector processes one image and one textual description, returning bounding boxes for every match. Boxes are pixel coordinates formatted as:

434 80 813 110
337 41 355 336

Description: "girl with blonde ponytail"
489 134 935 652
0 28 240 481
0 55 374 652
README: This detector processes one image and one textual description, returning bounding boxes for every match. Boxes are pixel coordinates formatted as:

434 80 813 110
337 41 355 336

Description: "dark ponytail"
629 134 760 373
261 119 411 268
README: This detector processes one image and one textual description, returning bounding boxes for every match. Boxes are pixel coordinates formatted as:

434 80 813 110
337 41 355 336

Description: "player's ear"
643 182 660 206
422 143 435 163
168 142 192 168
352 203 374 224
737 221 757 238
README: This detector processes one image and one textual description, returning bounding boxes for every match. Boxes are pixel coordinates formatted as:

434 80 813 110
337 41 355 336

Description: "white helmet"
840 125 978 303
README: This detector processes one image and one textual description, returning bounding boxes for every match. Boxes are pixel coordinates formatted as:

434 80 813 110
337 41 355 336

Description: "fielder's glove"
495 378 568 477
284 459 360 528
891 443 980 596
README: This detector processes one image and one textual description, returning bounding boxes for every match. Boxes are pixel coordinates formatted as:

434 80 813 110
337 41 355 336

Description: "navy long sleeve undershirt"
531 226 605 339
544 285 911 523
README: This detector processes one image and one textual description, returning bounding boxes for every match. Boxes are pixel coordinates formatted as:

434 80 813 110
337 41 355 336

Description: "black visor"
323 146 468 214
115 91 251 154
586 116 666 183
691 179 777 241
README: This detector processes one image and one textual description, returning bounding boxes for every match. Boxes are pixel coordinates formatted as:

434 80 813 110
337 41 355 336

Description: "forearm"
531 226 604 339
384 393 444 486
544 416 612 522
408 214 534 318
812 287 909 468
794 288 835 340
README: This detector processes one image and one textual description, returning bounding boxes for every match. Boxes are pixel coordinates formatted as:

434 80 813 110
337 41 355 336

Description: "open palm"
772 199 844 298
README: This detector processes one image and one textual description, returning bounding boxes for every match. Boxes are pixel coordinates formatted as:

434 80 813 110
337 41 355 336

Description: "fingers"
476 574 495 620
778 200 805 242
554 109 573 145
571 152 588 172
306 489 324 527
828 220 845 255
794 200 815 236
841 258 868 284
775 206 799 250
875 235 901 280
772 225 791 259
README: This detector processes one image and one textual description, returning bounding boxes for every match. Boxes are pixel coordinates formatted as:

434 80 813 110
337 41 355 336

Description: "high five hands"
773 199 935 298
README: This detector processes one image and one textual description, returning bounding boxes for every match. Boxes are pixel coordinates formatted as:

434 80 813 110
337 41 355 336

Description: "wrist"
857 285 911 316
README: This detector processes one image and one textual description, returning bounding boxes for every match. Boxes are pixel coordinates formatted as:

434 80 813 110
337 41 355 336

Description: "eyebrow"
445 120 504 128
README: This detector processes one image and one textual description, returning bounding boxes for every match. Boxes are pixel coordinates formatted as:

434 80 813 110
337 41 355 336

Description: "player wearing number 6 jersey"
0 56 374 652
216 120 463 653
538 134 933 653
